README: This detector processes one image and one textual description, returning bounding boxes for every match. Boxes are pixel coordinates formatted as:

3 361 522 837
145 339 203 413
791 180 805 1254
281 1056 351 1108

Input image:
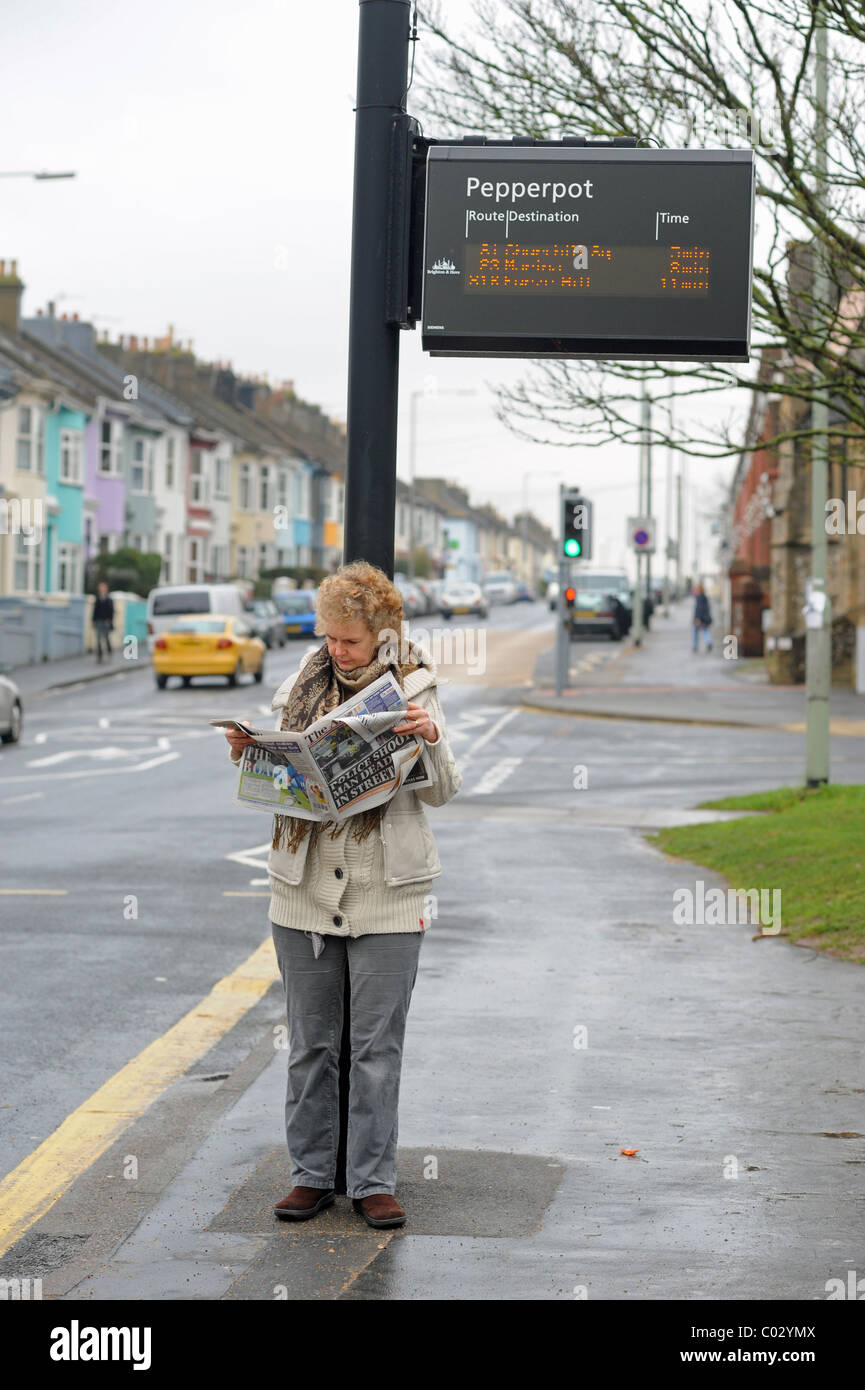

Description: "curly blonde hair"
314 559 404 643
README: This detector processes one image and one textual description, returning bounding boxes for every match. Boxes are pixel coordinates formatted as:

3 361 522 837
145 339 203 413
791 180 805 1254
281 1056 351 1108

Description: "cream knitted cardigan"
229 645 461 938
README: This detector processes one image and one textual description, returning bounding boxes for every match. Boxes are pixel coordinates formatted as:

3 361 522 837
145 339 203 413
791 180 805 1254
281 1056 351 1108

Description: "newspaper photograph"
210 670 435 822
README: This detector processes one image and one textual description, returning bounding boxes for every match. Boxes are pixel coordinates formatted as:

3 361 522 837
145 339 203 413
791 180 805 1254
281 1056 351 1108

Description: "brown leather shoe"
351 1194 406 1228
274 1185 335 1221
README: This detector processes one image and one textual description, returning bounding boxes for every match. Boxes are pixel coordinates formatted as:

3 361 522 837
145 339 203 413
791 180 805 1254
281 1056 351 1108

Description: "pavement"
525 599 865 735
1 601 863 1302
6 646 150 699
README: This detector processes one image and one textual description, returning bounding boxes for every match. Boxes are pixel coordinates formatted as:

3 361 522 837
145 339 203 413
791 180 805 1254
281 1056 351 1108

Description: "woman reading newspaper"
224 560 461 1229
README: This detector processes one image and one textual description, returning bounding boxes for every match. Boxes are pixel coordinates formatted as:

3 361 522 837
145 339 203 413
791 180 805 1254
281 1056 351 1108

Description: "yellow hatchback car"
152 614 266 689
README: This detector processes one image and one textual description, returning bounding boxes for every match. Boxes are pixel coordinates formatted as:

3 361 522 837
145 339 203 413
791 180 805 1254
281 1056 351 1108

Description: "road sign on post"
628 516 656 554
421 146 754 360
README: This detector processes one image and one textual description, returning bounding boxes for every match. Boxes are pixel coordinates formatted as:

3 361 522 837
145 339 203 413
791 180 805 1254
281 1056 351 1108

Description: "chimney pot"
0 259 25 331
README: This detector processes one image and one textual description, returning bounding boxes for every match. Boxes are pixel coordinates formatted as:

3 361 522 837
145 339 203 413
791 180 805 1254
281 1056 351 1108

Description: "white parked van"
146 583 246 653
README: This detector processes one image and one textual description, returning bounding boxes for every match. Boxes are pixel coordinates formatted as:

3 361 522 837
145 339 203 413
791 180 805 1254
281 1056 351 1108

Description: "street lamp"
521 468 563 589
0 170 76 180
407 384 476 581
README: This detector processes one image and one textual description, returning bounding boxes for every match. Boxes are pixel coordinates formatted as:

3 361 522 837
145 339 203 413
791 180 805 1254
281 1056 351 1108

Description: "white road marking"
0 751 180 784
469 756 523 796
226 842 272 872
28 747 142 766
458 707 521 769
33 732 48 744
2 791 44 805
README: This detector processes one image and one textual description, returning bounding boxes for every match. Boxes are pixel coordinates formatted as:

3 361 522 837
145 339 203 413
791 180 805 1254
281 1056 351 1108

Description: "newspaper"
210 670 434 822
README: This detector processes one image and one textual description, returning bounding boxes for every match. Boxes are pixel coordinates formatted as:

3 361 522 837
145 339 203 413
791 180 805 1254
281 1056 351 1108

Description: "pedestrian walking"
92 582 115 663
224 560 461 1230
692 583 713 652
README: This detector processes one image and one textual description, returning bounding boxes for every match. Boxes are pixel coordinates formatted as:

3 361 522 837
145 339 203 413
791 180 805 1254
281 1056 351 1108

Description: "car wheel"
610 627 622 641
254 663 264 683
442 611 451 620
155 674 168 690
1 701 22 743
182 675 192 687
227 663 241 687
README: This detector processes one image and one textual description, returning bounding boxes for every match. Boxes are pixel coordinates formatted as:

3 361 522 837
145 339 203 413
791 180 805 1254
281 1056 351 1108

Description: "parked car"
400 576 429 615
273 589 317 638
147 583 246 654
152 614 265 688
405 582 428 619
567 589 625 641
482 571 520 604
439 581 488 619
0 672 23 743
394 574 425 619
573 569 632 633
244 598 287 648
424 579 447 614
413 579 439 615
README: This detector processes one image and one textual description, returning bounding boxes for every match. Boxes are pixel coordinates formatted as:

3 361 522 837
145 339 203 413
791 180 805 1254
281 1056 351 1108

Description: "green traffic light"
564 538 581 557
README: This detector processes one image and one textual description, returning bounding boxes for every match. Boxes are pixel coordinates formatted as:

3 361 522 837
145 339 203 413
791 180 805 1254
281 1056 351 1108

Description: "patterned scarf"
271 636 424 855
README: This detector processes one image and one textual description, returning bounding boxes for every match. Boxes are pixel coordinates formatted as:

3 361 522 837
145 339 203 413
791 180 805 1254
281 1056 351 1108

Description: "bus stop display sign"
420 147 754 361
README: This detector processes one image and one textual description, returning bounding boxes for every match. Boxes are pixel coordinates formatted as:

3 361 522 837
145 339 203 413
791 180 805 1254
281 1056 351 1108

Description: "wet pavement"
1 599 863 1300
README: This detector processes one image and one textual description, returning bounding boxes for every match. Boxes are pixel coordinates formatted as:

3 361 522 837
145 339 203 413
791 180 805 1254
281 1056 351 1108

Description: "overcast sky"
2 0 744 574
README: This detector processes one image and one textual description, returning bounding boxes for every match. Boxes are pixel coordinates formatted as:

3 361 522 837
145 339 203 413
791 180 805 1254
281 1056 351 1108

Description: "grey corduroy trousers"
270 921 424 1200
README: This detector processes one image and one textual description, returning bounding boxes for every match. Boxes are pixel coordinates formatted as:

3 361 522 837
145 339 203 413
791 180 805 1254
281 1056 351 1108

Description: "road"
1 598 863 1300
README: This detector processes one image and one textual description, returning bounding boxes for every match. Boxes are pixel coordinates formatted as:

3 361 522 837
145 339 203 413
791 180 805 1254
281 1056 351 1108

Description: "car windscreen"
152 591 211 615
276 594 315 614
166 618 227 633
572 592 614 610
574 575 626 591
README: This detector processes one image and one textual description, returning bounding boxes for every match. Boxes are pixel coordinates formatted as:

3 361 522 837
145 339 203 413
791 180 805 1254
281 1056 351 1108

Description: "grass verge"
648 785 865 963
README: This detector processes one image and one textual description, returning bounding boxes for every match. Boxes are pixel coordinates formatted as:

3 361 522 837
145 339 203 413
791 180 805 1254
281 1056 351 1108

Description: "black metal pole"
344 0 410 577
334 0 411 1197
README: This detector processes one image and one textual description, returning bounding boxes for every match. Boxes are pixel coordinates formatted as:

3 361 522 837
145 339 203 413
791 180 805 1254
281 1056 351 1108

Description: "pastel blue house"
43 406 88 594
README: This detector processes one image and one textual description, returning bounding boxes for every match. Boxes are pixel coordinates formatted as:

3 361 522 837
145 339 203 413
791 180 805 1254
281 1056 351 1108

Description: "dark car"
244 599 287 648
0 671 23 743
574 570 632 633
568 589 625 641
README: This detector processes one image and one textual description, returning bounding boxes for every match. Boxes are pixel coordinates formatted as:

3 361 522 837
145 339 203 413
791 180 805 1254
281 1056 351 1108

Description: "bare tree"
416 0 865 460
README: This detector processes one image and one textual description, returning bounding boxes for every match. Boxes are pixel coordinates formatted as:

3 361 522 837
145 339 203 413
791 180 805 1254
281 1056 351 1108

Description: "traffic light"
564 586 576 607
562 491 593 560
